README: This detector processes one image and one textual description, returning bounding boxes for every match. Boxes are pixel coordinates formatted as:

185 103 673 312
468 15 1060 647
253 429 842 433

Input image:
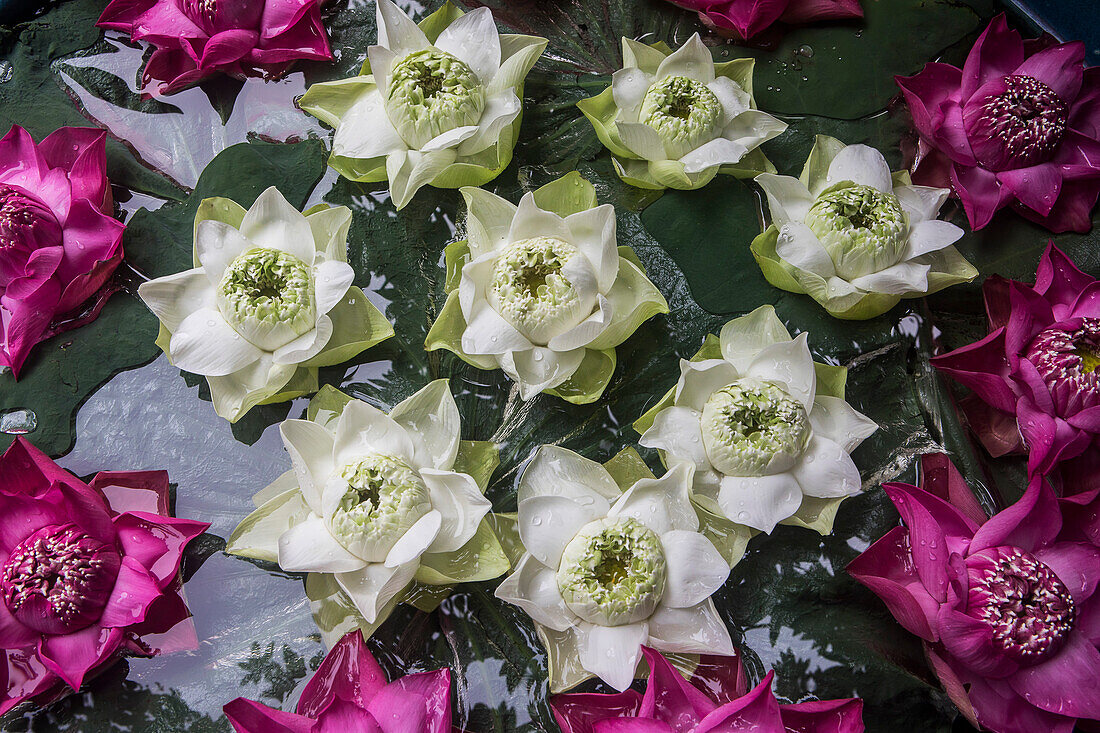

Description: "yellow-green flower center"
804 183 909 280
385 48 486 149
556 517 666 626
218 248 316 350
488 236 589 345
640 75 723 159
701 379 811 477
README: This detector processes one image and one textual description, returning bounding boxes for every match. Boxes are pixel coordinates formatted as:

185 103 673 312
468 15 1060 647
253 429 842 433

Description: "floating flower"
97 0 333 95
751 136 976 319
662 0 864 42
551 645 865 733
495 447 733 692
578 35 786 190
224 630 452 732
425 173 669 404
137 186 392 423
897 15 1100 233
226 382 509 640
848 454 1100 733
635 305 877 536
298 0 547 210
0 125 124 378
932 243 1100 480
0 437 208 713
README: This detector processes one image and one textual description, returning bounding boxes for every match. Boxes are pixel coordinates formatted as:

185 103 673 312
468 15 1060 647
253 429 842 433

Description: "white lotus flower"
751 136 976 320
495 446 733 692
578 34 787 190
638 306 878 535
137 186 392 422
299 0 546 209
226 380 495 628
426 173 669 403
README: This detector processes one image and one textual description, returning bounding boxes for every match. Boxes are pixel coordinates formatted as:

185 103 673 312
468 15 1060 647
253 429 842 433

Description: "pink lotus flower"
0 437 209 714
224 630 453 732
848 454 1100 733
663 0 863 42
931 243 1100 481
0 125 125 378
97 0 334 95
551 646 864 733
897 15 1100 233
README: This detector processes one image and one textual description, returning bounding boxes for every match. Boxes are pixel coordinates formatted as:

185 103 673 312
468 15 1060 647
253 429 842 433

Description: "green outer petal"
419 0 465 42
155 322 172 359
444 240 471 293
208 361 298 423
493 36 549 94
302 287 394 368
891 170 914 187
693 495 754 568
305 204 352 261
306 383 354 429
402 583 453 613
622 37 670 74
814 362 849 401
486 513 524 567
799 134 847 193
632 333 719 435
545 347 616 404
714 58 756 100
532 171 598 218
328 154 389 184
615 157 719 191
602 447 656 492
577 88 639 161
414 518 510 584
306 572 399 647
257 367 318 406
919 246 978 295
225 488 310 563
298 76 377 130
540 625 595 694
587 252 669 351
695 333 723 361
779 496 848 536
719 148 776 179
453 440 501 493
192 196 247 267
750 226 806 295
424 290 500 371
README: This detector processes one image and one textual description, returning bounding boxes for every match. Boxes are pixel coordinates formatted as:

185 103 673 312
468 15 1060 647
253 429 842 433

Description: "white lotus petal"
723 109 788 149
462 302 533 355
659 530 729 608
809 396 878 453
647 600 734 655
655 33 714 83
564 204 618 292
384 509 442 567
617 122 667 161
576 621 648 692
547 295 612 352
755 173 814 226
638 406 709 471
500 347 585 400
434 7 501 84
461 187 517 259
458 251 497 317
893 184 950 222
280 418 335 515
226 488 310 562
272 315 332 365
457 92 521 156
386 149 457 210
718 305 792 370
518 494 605 568
170 308 264 376
335 560 419 623
332 399 416 466
137 268 216 333
390 380 461 470
421 469 491 553
332 89 405 160
421 125 479 152
901 219 964 261
776 222 836 278
367 45 397 95
313 259 355 316
708 76 750 123
495 554 577 632
278 514 367 572
518 445 620 505
375 0 430 57
239 187 315 265
674 358 739 411
612 67 652 121
825 144 894 193
608 463 697 534
848 261 930 295
791 435 863 499
744 333 816 410
195 220 255 285
680 137 748 174
507 193 571 244
717 473 803 533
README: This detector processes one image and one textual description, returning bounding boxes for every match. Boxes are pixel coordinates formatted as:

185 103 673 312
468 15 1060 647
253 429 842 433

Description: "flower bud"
639 75 723 159
384 49 486 150
804 182 909 279
217 248 317 351
326 454 433 562
700 378 811 477
556 517 666 627
487 236 596 345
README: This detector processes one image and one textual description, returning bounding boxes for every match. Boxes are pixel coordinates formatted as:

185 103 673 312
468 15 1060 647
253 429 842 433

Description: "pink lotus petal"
924 644 979 729
960 15 1025 101
298 631 388 719
1007 632 1100 718
594 719 673 733
880 484 952 601
847 527 941 641
689 653 748 705
967 676 1077 733
56 197 124 291
935 607 1019 678
2 278 60 378
1035 243 1095 315
638 646 716 726
388 669 452 733
0 648 62 716
1033 541 1100 603
949 161 1009 231
54 480 116 546
364 680 428 732
694 671 783 733
1012 42 1086 101
38 127 109 212
779 698 864 733
1069 68 1100 137
779 0 862 24
918 454 989 527
315 698 382 732
969 482 1061 555
225 697 315 733
113 512 209 589
37 625 124 691
201 29 260 68
0 597 40 650
96 0 157 31
97 556 163 628
249 11 333 63
958 395 1024 458
89 470 172 517
552 690 645 733
0 126 49 190
930 329 1018 414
